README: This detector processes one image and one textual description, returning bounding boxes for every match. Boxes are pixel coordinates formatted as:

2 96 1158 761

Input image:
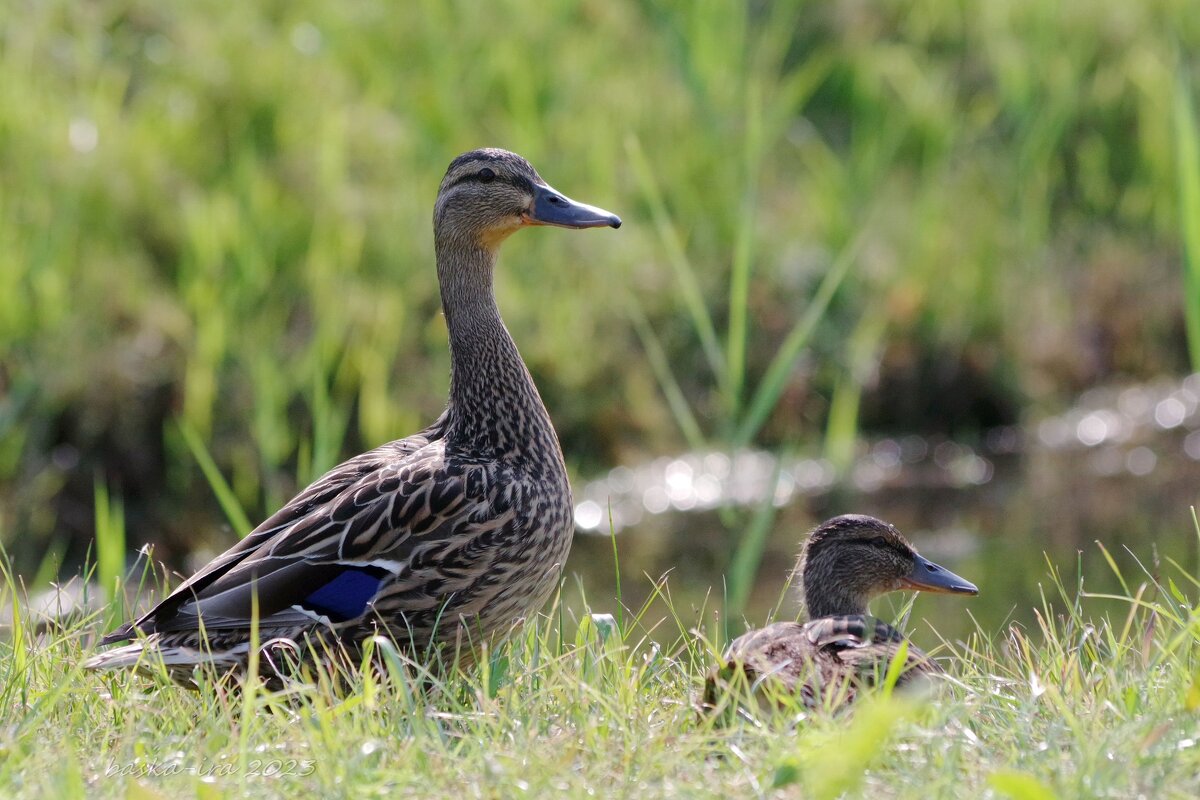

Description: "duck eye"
477 167 496 183
871 536 888 548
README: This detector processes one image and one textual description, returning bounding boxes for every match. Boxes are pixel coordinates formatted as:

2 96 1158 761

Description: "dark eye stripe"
853 536 892 549
448 172 488 189
449 170 501 189
447 171 535 195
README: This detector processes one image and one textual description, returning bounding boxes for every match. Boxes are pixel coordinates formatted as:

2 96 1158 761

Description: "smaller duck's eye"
477 167 496 183
871 536 888 548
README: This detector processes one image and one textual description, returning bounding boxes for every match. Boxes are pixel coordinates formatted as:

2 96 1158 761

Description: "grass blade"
93 477 125 608
624 292 707 451
1174 71 1200 372
723 460 781 629
625 134 729 390
726 80 764 420
734 229 865 447
178 420 253 536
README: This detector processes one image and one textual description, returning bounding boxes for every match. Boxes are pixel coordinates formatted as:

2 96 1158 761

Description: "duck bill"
526 183 622 229
900 554 979 596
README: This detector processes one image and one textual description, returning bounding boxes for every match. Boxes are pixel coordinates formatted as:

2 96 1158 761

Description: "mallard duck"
85 149 621 683
706 514 978 710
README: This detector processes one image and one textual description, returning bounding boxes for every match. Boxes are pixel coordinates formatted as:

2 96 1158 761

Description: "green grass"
3 523 1200 799
1176 69 1200 372
3 0 1200 571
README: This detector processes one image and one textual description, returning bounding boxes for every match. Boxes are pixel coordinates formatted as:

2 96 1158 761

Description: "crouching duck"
706 514 978 710
85 149 621 685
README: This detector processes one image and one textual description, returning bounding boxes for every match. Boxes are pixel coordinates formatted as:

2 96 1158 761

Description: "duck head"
797 514 978 618
434 148 621 251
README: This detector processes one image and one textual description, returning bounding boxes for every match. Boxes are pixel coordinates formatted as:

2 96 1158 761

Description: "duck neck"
435 236 559 461
802 567 870 619
804 591 868 619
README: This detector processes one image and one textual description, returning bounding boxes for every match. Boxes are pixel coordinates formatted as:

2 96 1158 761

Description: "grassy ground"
3 529 1199 799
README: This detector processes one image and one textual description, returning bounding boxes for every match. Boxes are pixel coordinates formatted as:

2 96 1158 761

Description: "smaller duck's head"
797 514 978 618
435 148 621 250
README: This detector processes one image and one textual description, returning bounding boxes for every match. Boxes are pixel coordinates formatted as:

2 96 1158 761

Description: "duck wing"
99 424 494 643
803 615 940 683
801 615 905 648
710 616 936 708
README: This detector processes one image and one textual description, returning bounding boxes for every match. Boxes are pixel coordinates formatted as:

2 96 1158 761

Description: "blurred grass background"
1 0 1198 573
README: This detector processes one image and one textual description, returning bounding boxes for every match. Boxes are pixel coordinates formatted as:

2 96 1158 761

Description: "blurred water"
564 374 1200 646
14 375 1198 649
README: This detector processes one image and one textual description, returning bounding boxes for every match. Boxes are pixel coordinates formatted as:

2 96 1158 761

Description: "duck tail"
83 635 250 674
83 640 152 671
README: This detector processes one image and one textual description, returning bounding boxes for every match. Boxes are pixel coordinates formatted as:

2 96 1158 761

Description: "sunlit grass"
1176 70 1200 373
4 523 1200 798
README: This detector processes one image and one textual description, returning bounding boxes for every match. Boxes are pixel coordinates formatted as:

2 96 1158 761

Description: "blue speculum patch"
303 568 388 621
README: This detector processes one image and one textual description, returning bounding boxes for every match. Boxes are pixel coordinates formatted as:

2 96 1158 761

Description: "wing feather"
100 420 504 645
712 615 937 707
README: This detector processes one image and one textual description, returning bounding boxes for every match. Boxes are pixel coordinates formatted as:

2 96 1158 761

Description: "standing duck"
85 149 621 683
706 514 978 710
